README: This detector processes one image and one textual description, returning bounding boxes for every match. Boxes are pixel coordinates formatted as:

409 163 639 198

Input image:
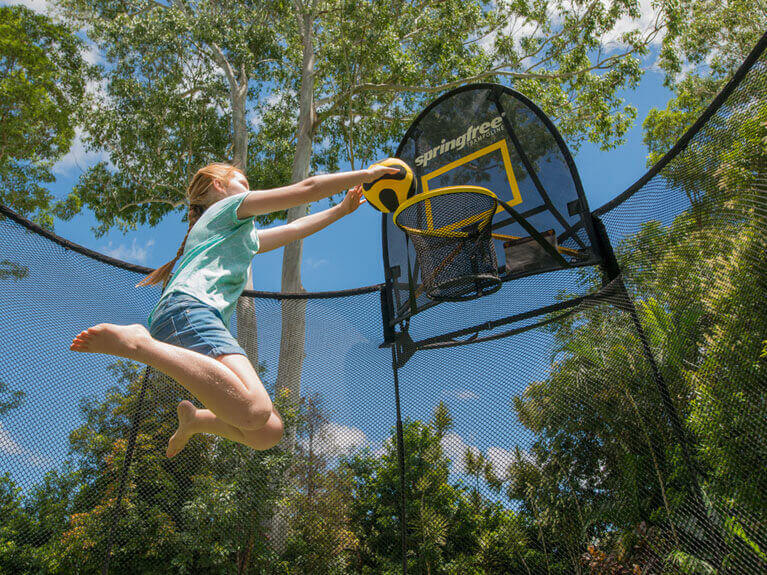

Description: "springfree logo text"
415 117 504 168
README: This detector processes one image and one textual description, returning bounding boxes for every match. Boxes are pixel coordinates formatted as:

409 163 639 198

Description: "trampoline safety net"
1 37 765 575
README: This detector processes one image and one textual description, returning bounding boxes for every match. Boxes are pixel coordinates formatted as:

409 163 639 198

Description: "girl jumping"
70 162 396 457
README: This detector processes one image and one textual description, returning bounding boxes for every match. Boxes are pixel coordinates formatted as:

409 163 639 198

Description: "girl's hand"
339 184 366 215
362 164 401 182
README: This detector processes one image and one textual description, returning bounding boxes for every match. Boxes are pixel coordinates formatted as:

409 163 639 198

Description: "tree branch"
209 42 238 90
118 197 186 212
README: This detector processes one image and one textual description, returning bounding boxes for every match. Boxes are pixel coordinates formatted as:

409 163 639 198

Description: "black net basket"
393 187 501 301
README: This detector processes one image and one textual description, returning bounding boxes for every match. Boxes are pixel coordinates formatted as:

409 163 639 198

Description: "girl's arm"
255 185 365 254
236 165 397 219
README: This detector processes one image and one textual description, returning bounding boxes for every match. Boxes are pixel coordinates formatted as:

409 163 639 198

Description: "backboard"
382 83 602 326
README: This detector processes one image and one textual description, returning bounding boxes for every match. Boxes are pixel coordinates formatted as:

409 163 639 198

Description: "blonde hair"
136 162 244 289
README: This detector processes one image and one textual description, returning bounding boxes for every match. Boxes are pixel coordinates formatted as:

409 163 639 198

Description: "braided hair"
135 162 244 289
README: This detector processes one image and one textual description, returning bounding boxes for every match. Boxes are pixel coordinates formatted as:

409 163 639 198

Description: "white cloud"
0 421 50 467
481 0 664 61
486 445 519 472
250 91 290 128
53 127 111 176
302 421 368 457
601 0 665 51
4 0 51 15
305 257 329 270
441 431 532 477
455 390 478 400
0 421 24 455
248 110 262 128
479 5 562 53
83 41 104 66
441 431 479 474
371 439 390 458
102 238 155 264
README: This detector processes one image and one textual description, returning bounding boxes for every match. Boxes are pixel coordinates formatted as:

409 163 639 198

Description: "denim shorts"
148 292 247 358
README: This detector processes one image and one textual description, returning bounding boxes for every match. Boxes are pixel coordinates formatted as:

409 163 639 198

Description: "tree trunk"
222 51 256 374
232 84 248 170
238 529 255 575
231 60 249 169
267 9 317 553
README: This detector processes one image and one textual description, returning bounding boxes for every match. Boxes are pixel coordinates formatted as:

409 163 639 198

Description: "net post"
101 365 153 575
390 343 409 575
380 284 397 345
590 214 621 284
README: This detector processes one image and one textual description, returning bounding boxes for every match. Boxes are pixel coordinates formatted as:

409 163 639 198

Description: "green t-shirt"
147 191 259 328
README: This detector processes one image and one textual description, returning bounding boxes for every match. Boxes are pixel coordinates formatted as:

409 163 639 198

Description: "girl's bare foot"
166 400 198 458
70 323 152 359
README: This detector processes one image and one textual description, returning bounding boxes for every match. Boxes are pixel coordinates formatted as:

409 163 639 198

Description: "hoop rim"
392 185 498 237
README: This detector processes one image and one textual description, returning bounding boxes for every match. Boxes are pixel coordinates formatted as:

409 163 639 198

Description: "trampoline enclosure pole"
390 344 409 575
101 366 152 575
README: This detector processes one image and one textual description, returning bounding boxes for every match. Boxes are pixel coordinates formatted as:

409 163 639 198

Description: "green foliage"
0 259 29 282
686 222 767 512
271 394 360 574
667 549 718 574
55 0 663 236
58 0 277 236
658 0 766 87
0 469 83 574
0 5 92 229
666 488 767 574
338 411 549 574
431 401 453 440
513 37 767 571
514 198 766 570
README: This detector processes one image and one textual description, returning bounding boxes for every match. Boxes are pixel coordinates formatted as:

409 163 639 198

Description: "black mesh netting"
1 37 765 575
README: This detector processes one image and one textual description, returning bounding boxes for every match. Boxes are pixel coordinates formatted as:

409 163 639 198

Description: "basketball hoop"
392 186 502 301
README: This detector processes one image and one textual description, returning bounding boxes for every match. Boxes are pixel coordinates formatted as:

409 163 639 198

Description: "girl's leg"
166 400 284 457
70 324 271 431
166 355 284 456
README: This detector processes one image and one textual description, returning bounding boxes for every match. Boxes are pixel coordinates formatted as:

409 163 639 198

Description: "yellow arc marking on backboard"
421 138 522 214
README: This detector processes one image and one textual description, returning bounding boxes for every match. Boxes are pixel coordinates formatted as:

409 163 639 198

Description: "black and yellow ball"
362 158 415 213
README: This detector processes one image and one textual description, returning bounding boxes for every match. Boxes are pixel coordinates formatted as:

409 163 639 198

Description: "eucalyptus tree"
0 4 91 229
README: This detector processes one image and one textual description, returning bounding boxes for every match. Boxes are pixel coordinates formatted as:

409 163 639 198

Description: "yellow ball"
362 158 415 213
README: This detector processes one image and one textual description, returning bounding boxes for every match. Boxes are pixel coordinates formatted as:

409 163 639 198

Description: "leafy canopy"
0 5 92 229
58 0 662 236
